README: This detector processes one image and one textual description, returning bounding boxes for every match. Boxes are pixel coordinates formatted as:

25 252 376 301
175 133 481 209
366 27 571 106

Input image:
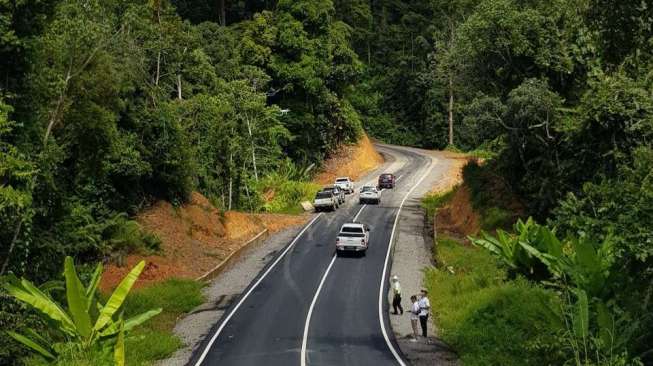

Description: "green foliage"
426 236 565 366
255 173 321 214
3 257 160 365
421 189 456 221
471 218 556 280
120 278 204 365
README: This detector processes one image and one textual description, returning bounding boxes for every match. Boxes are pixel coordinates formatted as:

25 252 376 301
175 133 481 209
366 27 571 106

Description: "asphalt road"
189 145 432 366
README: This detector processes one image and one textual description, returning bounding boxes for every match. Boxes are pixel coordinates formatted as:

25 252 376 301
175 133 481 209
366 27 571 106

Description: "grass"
421 188 456 220
426 236 565 366
121 278 205 366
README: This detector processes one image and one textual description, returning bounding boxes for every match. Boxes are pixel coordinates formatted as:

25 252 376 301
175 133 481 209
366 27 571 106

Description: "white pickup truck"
334 177 354 194
335 222 370 256
313 191 338 211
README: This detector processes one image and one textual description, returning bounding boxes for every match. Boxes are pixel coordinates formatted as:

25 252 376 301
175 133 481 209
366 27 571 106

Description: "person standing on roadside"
418 289 430 338
391 275 403 315
409 295 420 341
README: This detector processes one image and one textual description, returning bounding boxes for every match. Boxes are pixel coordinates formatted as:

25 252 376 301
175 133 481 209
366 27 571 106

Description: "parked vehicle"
359 185 381 204
335 222 370 255
378 173 396 189
313 191 338 211
321 186 345 204
334 177 354 193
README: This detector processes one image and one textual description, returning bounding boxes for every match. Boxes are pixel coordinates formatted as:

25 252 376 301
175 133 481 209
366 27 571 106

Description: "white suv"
334 177 354 194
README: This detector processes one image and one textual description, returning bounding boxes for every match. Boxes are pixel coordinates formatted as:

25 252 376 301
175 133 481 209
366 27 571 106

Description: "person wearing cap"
418 289 430 338
391 275 403 315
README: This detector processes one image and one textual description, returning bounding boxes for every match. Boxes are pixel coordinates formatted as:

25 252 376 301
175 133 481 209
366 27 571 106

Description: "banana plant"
3 257 161 364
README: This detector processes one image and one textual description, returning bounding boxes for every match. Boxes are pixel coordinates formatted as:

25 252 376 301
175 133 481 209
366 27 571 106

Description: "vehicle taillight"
361 239 365 244
336 238 340 244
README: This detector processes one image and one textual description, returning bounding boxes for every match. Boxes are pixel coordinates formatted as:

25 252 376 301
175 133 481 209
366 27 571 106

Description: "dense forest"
1 0 652 365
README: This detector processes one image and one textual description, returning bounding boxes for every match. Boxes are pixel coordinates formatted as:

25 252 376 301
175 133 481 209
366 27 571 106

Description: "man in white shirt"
391 275 403 315
418 289 430 338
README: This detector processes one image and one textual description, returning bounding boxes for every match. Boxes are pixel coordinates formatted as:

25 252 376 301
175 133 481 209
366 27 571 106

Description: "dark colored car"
378 173 395 189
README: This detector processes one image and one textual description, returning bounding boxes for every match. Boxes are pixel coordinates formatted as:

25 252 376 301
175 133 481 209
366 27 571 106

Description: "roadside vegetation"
1 0 651 364
425 157 650 365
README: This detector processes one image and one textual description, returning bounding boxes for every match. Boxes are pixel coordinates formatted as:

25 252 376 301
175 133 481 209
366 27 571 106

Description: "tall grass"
425 236 565 365
255 173 321 214
108 278 204 366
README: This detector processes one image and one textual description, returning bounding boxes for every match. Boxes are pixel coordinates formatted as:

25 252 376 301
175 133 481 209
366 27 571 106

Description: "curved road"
189 145 435 366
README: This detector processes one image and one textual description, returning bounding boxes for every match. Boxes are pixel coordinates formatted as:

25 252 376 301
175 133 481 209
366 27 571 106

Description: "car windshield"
361 186 375 192
335 178 349 182
316 192 332 199
380 175 392 180
339 232 365 237
322 187 335 192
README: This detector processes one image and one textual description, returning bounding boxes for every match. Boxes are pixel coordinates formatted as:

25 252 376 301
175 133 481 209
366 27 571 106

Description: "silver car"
359 185 381 204
321 186 345 204
336 222 370 256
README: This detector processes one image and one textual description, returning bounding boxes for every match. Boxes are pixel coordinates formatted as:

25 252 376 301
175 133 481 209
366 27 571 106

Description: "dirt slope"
314 134 384 185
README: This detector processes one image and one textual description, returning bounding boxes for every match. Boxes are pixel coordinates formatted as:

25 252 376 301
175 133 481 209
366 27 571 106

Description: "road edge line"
379 151 435 366
193 212 324 366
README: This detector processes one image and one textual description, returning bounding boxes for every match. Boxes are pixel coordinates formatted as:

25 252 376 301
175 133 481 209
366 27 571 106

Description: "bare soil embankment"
314 134 384 185
100 134 383 291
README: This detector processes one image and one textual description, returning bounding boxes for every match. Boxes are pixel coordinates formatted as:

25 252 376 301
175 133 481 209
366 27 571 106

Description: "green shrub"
426 236 565 366
255 173 321 214
480 207 513 230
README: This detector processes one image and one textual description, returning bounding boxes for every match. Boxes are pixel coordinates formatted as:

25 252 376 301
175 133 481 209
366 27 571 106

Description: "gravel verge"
383 146 465 366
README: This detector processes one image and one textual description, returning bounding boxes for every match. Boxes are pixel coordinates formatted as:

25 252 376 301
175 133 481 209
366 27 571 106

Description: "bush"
426 236 565 366
255 173 321 214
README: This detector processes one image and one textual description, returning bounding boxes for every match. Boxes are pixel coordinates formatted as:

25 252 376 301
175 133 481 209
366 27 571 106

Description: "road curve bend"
189 144 436 366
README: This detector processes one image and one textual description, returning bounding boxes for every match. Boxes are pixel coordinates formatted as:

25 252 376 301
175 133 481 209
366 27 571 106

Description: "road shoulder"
385 147 465 366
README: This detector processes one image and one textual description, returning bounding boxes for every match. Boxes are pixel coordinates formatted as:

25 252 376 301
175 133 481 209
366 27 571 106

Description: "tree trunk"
228 151 233 210
177 75 182 100
448 75 454 147
218 0 226 26
244 114 258 182
0 219 23 275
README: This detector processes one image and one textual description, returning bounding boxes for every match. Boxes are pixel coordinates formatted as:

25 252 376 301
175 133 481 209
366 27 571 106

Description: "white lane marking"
353 204 367 221
300 254 337 366
395 174 404 182
301 202 367 366
194 213 324 366
378 154 435 366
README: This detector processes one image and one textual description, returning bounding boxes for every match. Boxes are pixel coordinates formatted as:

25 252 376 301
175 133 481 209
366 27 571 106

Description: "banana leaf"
94 260 145 331
86 262 103 312
7 331 56 361
64 257 93 339
114 320 125 366
4 279 76 335
572 289 589 341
